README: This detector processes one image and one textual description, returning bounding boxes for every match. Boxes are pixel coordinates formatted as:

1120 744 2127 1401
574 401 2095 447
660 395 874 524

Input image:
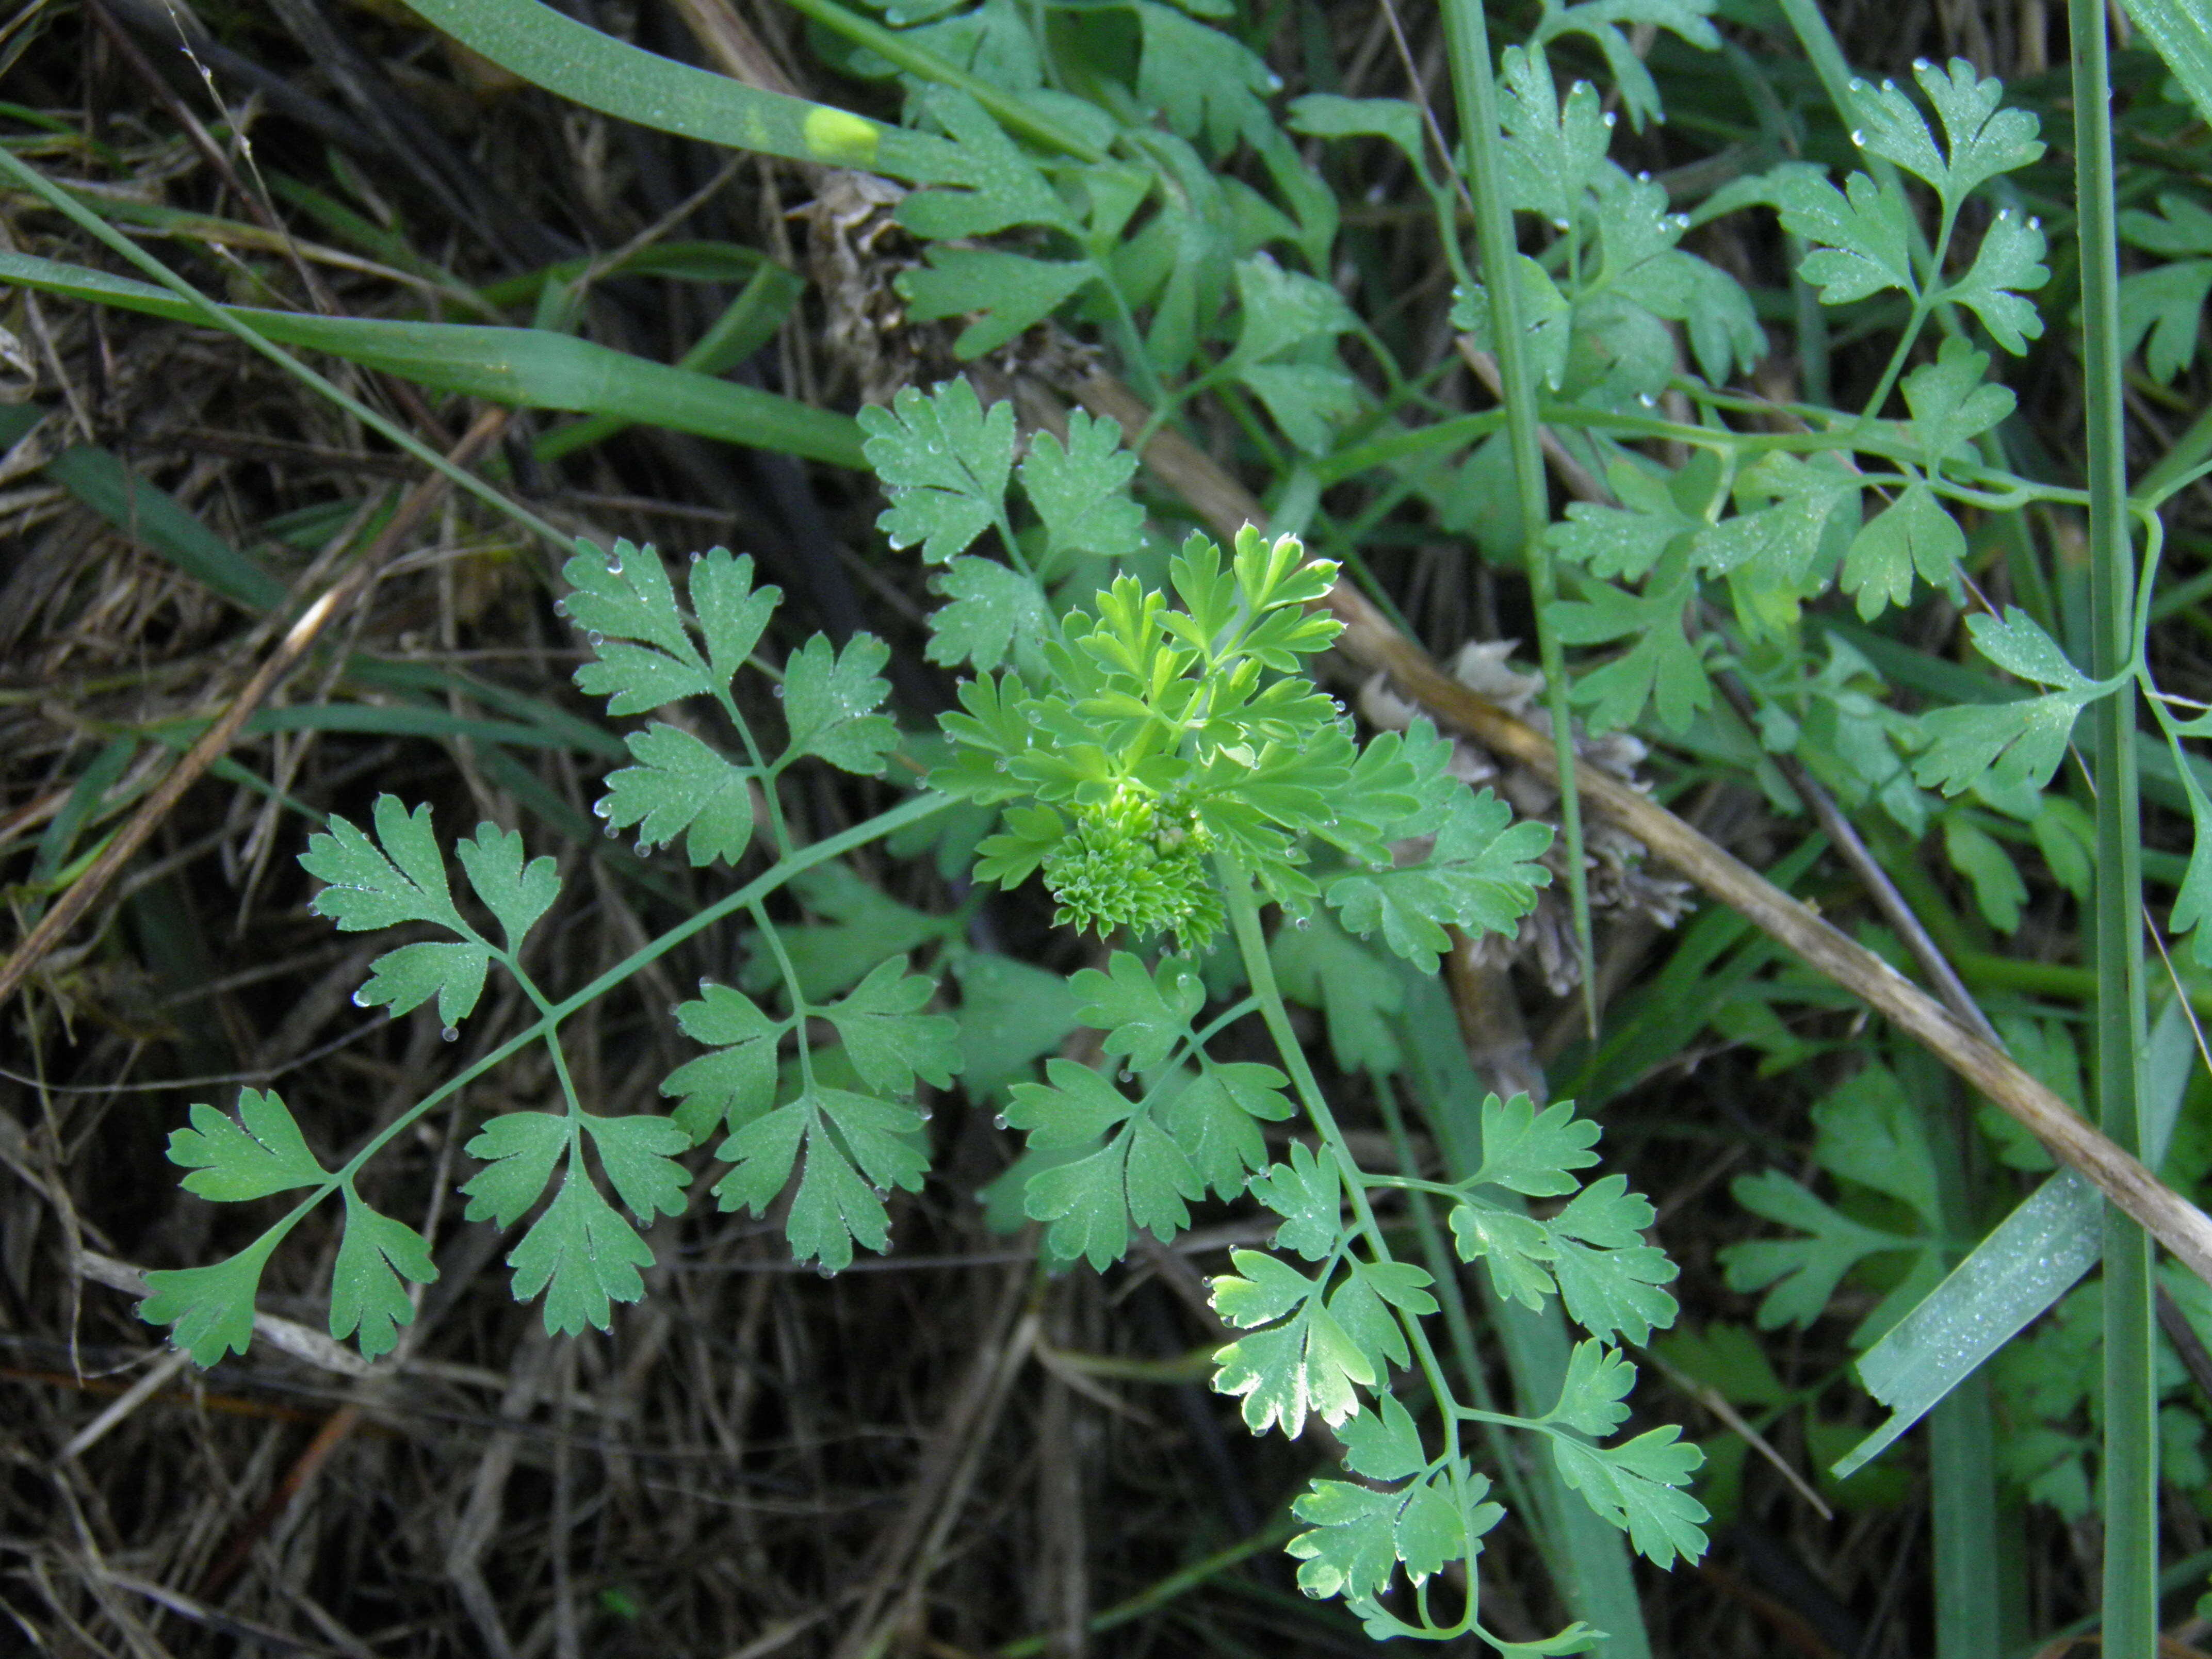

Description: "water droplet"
441 1026 459 1043
605 823 620 839
1636 169 1652 182
2029 215 2042 230
1848 77 1865 91
592 799 610 818
1551 216 1571 232
993 1113 1009 1130
772 685 785 698
1638 392 1657 408
815 1263 837 1279
871 1185 889 1201
1603 110 1617 128
1881 78 1896 92
635 839 650 856
586 630 605 648
607 554 623 575
1118 1068 1134 1084
552 598 569 617
917 1108 934 1123
1913 57 1932 72
351 988 370 1007
690 550 703 563
1850 130 1866 145
1292 916 1310 931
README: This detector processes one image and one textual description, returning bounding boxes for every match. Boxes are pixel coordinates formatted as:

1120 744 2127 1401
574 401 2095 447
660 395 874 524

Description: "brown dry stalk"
1065 369 2212 1290
0 404 511 1010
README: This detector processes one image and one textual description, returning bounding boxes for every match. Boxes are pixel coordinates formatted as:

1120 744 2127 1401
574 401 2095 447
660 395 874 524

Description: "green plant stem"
1216 861 1484 1640
2070 3 2159 1653
1435 0 1595 1028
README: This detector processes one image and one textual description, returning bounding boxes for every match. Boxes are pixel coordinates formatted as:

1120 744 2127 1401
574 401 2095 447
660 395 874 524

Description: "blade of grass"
44 446 286 611
2071 1 2159 1651
0 251 863 469
384 0 988 177
0 146 565 548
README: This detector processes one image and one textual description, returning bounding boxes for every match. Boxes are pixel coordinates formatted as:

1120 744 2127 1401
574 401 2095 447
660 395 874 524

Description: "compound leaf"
664 982 788 1143
926 555 1052 674
507 1169 656 1336
1450 1202 1559 1311
141 1233 283 1365
579 1112 692 1223
1249 1139 1344 1261
1338 1390 1428 1482
1910 57 2046 199
897 247 1096 358
1551 1339 1637 1437
168 1088 327 1201
1210 1250 1375 1438
1019 409 1144 570
860 378 1017 565
1778 170 1916 305
690 549 780 690
1843 483 1965 620
461 1112 569 1230
1551 1427 1708 1566
453 822 559 951
1161 1060 1292 1197
896 88 1081 239
1324 787 1553 972
597 723 758 866
714 1085 928 1271
781 633 898 775
357 939 491 1028
1902 338 2019 465
1134 1 1274 154
1546 1177 1680 1343
561 537 694 666
1913 691 2092 796
1547 572 1712 733
301 796 467 935
1472 1092 1601 1197
1944 209 2048 354
1498 43 1610 227
820 956 959 1097
1720 1168 1918 1328
1072 951 1206 1071
330 1189 435 1360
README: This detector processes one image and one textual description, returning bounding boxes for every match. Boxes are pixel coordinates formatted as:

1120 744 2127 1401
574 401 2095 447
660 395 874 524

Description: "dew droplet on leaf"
441 1026 459 1042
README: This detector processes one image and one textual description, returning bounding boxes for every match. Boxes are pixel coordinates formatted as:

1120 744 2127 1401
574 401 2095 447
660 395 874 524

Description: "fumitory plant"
16 0 2212 1649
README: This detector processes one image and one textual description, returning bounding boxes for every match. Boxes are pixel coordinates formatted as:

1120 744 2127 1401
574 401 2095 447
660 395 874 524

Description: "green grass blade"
534 259 805 462
2119 0 2212 126
0 252 863 468
44 446 286 611
2070 2 2159 1652
1835 1171 2101 1480
388 0 953 179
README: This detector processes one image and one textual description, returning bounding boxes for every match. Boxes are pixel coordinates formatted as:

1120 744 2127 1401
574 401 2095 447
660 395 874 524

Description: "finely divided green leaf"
141 1234 284 1365
330 1190 436 1360
598 724 759 865
664 982 788 1142
1325 787 1553 971
453 822 559 950
781 633 898 775
507 1169 657 1335
820 957 959 1096
860 379 1018 565
167 1089 327 1200
1472 1092 1602 1197
1071 951 1206 1070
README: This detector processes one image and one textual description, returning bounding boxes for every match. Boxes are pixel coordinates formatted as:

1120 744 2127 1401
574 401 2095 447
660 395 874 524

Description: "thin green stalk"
2069 4 2158 1654
1434 0 1595 1028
